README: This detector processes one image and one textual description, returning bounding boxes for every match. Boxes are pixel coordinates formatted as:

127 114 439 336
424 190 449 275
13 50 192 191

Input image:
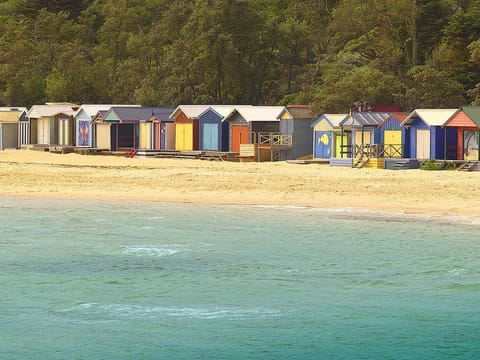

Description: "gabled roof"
74 104 141 119
198 105 253 119
311 114 348 128
339 112 391 127
27 104 78 119
104 107 175 123
0 107 27 123
169 105 211 120
225 106 285 122
460 106 480 127
285 105 315 119
400 109 459 127
377 112 409 128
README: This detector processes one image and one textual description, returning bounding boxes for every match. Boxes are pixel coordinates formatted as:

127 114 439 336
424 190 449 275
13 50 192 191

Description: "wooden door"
416 129 430 159
154 123 160 150
354 130 371 145
202 123 218 151
231 125 249 152
37 118 50 144
57 117 70 145
384 130 402 158
314 131 331 159
175 123 193 151
164 123 175 150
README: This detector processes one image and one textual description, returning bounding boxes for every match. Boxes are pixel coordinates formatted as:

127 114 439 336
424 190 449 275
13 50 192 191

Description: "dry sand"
0 149 479 218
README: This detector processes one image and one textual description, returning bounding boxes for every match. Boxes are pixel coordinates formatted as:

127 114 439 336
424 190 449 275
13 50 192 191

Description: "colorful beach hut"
97 107 173 151
141 107 175 150
198 106 232 152
197 105 253 152
377 113 409 158
26 103 78 146
75 104 140 147
223 106 284 153
0 107 27 149
400 109 459 160
278 105 315 160
443 106 480 161
311 113 348 159
169 105 211 151
339 112 391 155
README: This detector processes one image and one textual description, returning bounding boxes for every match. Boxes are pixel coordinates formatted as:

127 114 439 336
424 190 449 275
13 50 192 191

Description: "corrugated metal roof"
377 112 409 128
27 104 77 119
228 106 285 122
106 107 175 122
460 106 480 127
74 104 141 118
400 109 459 127
339 112 391 127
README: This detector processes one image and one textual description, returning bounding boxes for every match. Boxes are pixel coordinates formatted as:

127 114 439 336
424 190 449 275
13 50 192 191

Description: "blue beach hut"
198 106 238 152
400 109 459 160
311 113 348 159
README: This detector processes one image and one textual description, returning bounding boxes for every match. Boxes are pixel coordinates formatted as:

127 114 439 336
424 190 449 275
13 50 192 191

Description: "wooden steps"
457 161 477 171
353 156 369 168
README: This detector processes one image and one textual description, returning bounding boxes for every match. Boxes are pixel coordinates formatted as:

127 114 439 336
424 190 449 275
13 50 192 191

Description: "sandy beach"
0 149 479 218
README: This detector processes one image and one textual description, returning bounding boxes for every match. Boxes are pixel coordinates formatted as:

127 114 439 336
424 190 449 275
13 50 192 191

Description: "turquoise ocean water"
1 196 480 359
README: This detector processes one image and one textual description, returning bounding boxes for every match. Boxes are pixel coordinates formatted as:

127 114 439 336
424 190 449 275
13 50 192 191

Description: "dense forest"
1 0 480 112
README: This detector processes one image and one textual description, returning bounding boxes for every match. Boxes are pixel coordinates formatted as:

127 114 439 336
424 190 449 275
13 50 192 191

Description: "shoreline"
1 150 480 223
2 192 480 227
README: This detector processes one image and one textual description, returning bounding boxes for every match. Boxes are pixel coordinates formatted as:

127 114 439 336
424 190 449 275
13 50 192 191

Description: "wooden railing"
353 144 403 158
257 132 292 147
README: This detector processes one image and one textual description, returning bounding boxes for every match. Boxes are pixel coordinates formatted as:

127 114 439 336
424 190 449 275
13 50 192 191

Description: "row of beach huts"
0 103 479 169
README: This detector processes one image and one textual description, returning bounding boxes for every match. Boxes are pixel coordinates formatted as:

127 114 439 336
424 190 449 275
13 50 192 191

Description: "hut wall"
290 119 313 160
19 120 30 146
0 123 18 149
251 121 279 133
431 126 457 160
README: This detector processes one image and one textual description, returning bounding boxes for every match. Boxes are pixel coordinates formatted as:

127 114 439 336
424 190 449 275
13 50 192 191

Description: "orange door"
231 125 249 152
153 123 160 149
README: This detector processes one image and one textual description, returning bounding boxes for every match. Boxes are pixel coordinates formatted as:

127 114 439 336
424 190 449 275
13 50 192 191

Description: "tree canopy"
0 0 479 112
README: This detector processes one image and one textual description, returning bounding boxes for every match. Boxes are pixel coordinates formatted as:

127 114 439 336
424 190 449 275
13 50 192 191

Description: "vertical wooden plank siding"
96 123 111 150
416 129 430 159
384 130 402 158
231 125 249 152
165 123 175 150
139 122 150 149
314 131 332 158
354 129 371 145
175 123 193 151
154 123 160 150
37 117 50 144
202 123 219 151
